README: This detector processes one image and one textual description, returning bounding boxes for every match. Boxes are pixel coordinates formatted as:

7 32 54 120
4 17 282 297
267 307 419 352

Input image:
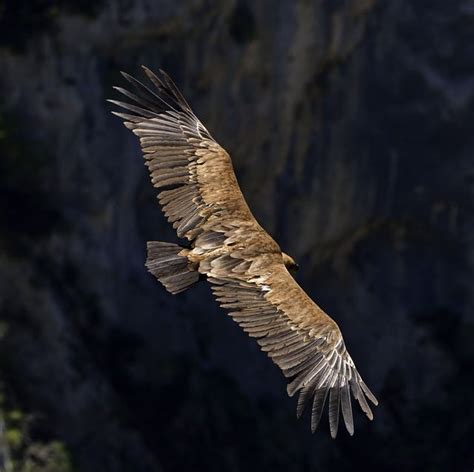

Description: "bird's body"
110 67 377 438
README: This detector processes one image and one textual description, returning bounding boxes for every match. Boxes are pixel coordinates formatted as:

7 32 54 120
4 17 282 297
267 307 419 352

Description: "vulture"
109 66 378 438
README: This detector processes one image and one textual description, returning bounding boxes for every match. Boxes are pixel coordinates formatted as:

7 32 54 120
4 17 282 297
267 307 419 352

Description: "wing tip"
158 67 171 80
360 378 379 406
141 64 159 81
294 372 377 437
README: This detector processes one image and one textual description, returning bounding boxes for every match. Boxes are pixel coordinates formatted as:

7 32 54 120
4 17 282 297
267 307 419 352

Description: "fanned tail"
146 241 199 294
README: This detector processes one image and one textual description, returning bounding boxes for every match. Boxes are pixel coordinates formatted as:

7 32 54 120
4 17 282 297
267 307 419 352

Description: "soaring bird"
109 67 378 438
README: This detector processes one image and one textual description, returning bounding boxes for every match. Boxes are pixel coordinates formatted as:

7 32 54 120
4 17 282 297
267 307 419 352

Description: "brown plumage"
109 66 378 438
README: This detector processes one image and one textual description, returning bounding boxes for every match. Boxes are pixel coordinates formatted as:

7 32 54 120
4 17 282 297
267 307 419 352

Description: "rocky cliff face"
0 0 472 471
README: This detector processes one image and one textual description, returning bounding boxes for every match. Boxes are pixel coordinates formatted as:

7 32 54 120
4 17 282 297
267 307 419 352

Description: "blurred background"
0 0 473 471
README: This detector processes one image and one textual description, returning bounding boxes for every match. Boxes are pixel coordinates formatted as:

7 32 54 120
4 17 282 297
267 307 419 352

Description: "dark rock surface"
0 0 472 470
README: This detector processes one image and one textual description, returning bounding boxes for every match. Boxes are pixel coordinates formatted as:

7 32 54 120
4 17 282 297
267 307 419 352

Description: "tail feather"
146 241 199 294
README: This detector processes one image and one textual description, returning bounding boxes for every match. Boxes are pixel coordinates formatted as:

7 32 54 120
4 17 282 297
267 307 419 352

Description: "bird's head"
282 252 299 272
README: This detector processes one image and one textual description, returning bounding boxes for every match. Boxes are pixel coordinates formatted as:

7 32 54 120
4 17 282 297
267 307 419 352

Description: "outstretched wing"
109 66 277 250
202 251 378 438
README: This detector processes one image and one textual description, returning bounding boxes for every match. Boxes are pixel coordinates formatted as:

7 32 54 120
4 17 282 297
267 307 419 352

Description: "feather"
328 383 341 439
350 378 373 420
340 383 354 435
311 387 329 433
296 383 313 419
287 358 327 396
111 111 143 123
360 378 379 406
107 99 158 118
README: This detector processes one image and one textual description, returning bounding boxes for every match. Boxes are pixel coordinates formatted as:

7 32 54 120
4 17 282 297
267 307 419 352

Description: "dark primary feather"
341 383 354 435
311 387 330 433
329 385 341 439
